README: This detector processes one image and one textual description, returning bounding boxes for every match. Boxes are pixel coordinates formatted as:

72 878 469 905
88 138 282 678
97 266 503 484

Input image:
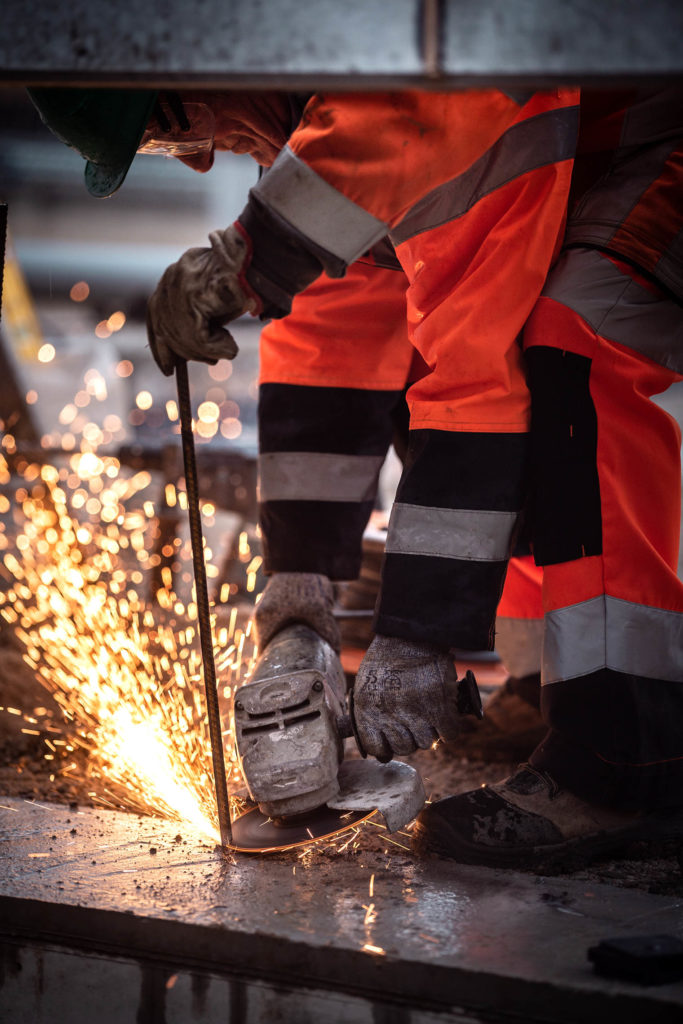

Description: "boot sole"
412 812 683 874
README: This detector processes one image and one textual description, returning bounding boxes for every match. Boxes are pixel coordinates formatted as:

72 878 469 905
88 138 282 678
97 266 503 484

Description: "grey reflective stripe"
252 146 389 264
495 616 543 678
258 452 384 503
390 105 578 244
568 140 677 237
500 90 536 107
543 595 683 685
385 503 518 561
565 136 682 299
542 248 683 374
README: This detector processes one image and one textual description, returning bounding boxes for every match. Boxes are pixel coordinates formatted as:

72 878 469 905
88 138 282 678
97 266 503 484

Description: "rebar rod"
175 359 232 848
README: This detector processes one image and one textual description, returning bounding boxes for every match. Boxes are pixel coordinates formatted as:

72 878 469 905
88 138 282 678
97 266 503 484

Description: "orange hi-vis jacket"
247 89 579 650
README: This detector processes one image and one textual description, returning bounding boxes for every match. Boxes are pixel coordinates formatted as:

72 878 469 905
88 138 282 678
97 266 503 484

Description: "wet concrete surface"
1 798 682 1023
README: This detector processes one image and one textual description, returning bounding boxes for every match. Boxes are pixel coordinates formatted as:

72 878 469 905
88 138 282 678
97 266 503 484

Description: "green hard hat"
27 87 158 198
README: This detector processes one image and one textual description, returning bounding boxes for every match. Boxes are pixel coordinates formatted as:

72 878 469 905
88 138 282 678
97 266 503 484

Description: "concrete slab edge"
1 895 681 1024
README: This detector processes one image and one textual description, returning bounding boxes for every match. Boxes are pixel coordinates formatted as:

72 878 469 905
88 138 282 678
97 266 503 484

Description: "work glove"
146 224 259 376
253 573 341 653
352 635 463 762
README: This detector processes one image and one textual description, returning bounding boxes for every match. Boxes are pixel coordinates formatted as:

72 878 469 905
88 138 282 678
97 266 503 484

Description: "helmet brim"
28 88 158 198
84 91 158 197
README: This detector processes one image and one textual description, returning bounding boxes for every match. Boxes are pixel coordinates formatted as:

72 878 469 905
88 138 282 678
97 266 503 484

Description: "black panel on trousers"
390 390 410 464
541 667 683 766
397 430 529 511
259 383 404 455
525 346 602 565
261 500 374 580
375 553 508 651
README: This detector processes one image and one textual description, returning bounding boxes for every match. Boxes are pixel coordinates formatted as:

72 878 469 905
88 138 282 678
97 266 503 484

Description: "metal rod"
175 359 232 848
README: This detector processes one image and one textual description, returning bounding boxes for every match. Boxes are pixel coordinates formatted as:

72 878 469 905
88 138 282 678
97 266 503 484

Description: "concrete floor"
1 798 682 1023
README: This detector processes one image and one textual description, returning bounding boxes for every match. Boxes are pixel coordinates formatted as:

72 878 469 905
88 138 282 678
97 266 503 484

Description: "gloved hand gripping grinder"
229 624 482 852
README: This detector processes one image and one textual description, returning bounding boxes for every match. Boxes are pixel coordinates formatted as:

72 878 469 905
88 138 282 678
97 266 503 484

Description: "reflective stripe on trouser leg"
495 555 544 678
258 266 413 580
524 248 683 809
374 429 528 650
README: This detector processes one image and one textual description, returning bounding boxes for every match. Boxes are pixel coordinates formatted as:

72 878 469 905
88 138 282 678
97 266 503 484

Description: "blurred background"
0 88 278 612
0 87 261 456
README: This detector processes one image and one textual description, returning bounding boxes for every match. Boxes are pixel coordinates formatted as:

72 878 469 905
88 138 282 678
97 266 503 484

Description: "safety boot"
413 764 683 873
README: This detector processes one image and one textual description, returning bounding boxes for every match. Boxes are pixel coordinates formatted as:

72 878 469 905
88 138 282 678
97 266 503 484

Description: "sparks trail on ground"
0 428 258 843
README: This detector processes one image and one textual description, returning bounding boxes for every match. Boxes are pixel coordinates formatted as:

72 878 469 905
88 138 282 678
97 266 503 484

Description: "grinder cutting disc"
229 804 374 853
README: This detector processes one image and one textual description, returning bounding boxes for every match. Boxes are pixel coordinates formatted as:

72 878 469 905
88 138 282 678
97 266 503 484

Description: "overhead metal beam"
0 0 425 89
1 0 682 89
442 0 683 86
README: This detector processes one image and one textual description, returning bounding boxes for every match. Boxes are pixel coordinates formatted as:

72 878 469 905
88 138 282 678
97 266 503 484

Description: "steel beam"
442 0 683 86
0 0 425 88
1 0 682 88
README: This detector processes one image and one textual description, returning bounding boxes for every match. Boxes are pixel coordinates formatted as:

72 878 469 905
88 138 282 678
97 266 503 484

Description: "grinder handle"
455 669 484 720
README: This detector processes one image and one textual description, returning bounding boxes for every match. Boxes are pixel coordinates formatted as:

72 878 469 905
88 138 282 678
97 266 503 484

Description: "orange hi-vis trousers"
260 258 546 657
522 247 683 810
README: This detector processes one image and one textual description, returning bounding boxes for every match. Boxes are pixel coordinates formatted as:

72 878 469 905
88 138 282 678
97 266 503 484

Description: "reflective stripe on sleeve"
390 105 579 244
541 248 683 374
543 595 683 684
258 451 384 503
252 146 389 264
567 138 679 248
385 502 518 562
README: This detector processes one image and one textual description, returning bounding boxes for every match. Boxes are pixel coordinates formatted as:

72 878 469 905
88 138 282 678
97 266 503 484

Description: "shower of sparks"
0 434 256 844
0 380 415 865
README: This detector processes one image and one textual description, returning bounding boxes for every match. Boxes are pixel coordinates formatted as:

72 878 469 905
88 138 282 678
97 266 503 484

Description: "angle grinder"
229 623 483 852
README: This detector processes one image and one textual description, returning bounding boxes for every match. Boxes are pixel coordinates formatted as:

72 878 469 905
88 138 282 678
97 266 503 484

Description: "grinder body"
233 624 347 819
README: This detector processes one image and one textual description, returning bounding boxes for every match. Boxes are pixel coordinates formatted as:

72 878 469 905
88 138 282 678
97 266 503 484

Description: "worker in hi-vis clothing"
28 84 683 869
418 88 683 865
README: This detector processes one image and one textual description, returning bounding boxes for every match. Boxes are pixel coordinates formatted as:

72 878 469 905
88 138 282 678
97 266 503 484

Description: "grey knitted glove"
146 225 259 376
352 635 462 762
253 573 341 653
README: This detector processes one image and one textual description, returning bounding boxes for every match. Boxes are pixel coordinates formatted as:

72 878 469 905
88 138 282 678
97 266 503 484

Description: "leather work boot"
457 673 546 762
412 765 683 873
